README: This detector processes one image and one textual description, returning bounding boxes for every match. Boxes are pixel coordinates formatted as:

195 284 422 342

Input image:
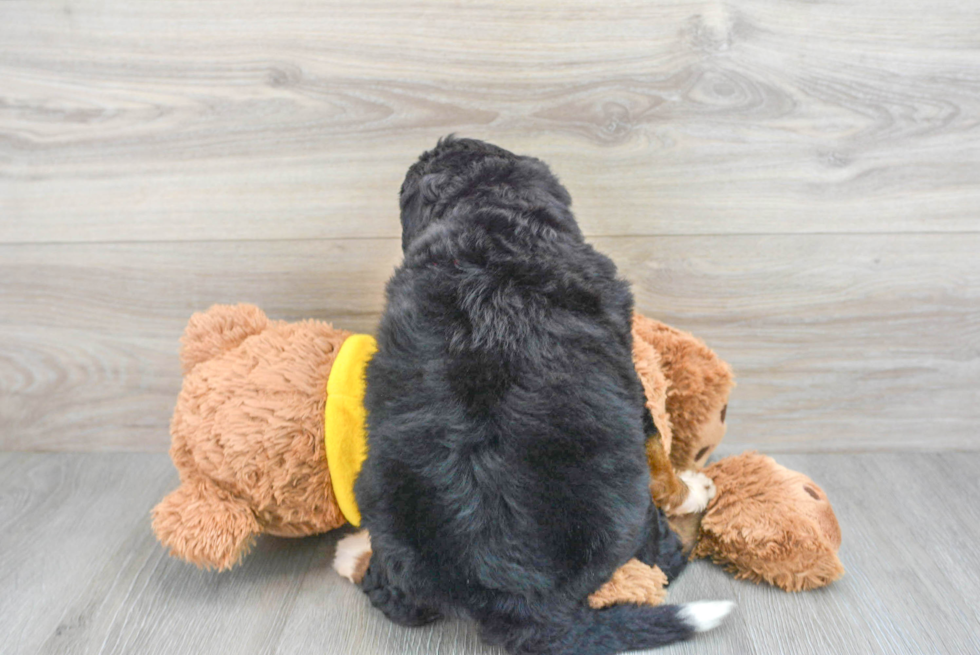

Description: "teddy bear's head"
694 452 844 591
154 304 352 569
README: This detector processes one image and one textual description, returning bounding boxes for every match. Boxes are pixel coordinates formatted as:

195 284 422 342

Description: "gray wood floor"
3 449 978 655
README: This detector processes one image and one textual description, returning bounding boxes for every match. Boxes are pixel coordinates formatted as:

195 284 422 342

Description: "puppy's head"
398 136 579 251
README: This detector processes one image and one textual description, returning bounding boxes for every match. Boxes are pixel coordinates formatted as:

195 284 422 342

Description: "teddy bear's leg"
179 304 270 374
152 476 260 571
588 559 669 609
359 551 443 627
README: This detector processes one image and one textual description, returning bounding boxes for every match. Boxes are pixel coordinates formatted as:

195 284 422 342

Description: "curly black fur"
354 137 694 654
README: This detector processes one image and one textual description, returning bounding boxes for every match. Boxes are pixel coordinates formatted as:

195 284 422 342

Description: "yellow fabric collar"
324 334 377 527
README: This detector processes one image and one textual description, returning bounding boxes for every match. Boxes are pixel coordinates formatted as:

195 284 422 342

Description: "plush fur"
150 304 719 577
633 315 732 516
587 558 668 609
353 137 729 654
693 452 844 591
638 318 734 471
154 302 841 601
152 305 350 570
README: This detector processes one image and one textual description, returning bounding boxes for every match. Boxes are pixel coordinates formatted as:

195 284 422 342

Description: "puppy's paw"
333 530 372 584
675 471 715 514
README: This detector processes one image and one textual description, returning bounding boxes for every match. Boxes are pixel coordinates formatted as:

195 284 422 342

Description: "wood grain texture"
0 238 401 451
3 451 979 654
0 454 182 653
2 0 980 242
3 234 978 452
2 0 979 454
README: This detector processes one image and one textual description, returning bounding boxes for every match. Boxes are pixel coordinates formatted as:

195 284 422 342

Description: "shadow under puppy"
349 137 733 655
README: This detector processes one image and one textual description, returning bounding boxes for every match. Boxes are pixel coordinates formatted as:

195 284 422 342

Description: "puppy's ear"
399 172 449 252
398 176 423 252
420 172 448 203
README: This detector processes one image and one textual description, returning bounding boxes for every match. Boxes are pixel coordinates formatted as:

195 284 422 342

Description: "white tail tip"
679 600 735 632
332 530 372 583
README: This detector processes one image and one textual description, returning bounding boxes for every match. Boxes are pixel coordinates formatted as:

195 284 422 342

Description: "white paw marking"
679 600 735 632
332 530 371 583
676 470 715 514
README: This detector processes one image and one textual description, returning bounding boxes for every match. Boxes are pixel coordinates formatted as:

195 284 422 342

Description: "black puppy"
345 137 732 654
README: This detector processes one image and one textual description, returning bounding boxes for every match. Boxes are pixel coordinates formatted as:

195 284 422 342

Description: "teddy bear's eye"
720 404 727 423
696 446 710 462
804 486 820 500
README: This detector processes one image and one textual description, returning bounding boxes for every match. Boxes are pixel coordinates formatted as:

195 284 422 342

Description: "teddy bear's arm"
152 476 260 571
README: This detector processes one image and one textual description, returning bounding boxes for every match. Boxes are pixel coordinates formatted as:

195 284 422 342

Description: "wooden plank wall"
2 0 979 451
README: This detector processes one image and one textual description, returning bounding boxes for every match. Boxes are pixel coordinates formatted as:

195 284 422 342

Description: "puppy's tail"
488 600 734 655
586 600 733 652
334 532 734 654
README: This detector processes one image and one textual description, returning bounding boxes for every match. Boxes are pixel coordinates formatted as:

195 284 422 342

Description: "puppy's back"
353 137 733 654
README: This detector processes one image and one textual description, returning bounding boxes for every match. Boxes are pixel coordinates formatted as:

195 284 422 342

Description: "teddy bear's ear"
179 304 269 374
632 314 673 454
632 315 734 471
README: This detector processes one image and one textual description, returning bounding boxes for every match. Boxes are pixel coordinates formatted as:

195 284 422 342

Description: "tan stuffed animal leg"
588 559 669 608
152 476 260 571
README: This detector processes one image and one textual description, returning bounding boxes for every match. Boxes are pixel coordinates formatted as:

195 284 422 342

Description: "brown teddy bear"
580 317 844 606
152 304 843 603
152 304 352 570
